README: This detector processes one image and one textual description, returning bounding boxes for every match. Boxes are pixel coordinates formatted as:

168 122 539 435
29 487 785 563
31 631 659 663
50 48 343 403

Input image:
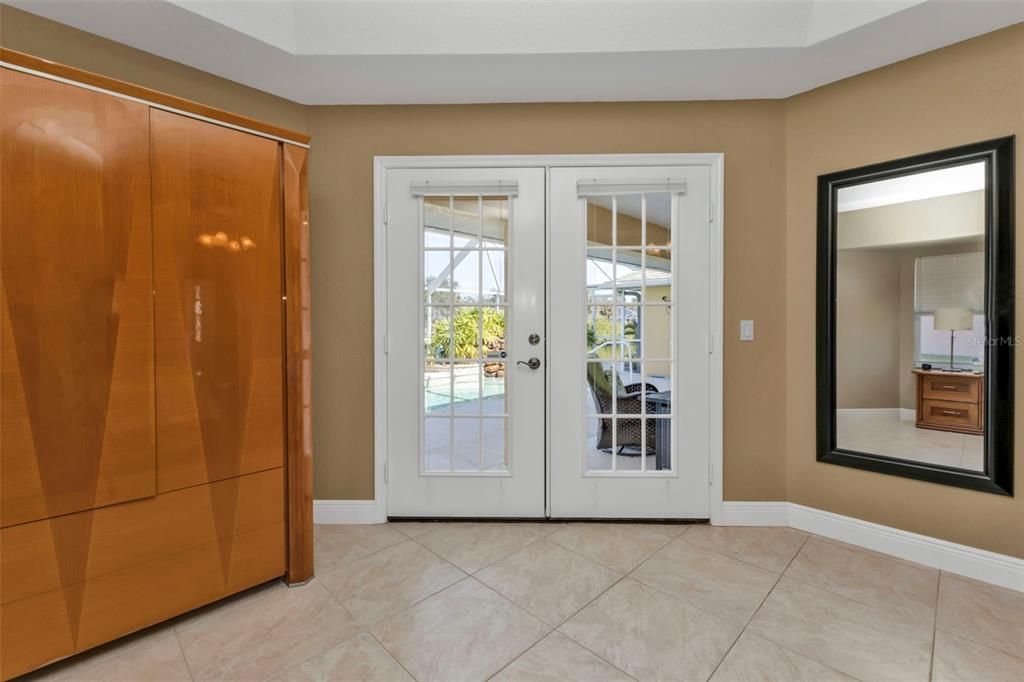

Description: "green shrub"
430 307 505 358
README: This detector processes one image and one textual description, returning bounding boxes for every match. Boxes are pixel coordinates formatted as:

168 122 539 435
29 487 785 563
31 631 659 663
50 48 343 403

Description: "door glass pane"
482 362 507 415
586 306 616 359
422 194 510 475
452 419 481 471
586 416 613 471
649 417 671 471
481 196 509 247
424 417 452 471
453 362 482 414
481 251 506 304
452 251 481 303
586 199 615 247
424 361 453 415
644 193 673 248
587 249 615 305
619 305 641 362
642 305 672 361
452 196 480 247
426 308 453 359
645 250 672 304
615 249 644 303
424 250 452 304
424 196 452 248
586 361 612 416
615 194 644 246
584 193 674 474
481 418 508 471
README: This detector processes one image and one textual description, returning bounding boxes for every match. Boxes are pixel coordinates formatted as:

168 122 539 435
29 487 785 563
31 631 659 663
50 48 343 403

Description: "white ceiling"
8 0 1023 105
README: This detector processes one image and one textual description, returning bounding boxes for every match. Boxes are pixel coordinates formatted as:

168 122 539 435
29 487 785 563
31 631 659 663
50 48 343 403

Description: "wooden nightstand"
913 369 984 435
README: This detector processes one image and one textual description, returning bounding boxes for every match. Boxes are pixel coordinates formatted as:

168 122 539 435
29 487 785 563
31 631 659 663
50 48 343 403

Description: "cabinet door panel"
283 144 313 584
0 68 155 527
151 111 284 492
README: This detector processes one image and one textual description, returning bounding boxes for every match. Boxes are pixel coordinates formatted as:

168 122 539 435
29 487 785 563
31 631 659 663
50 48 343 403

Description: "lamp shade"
934 307 973 331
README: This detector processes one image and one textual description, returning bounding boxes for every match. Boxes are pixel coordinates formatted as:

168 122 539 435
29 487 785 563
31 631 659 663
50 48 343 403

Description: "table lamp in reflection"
934 308 973 371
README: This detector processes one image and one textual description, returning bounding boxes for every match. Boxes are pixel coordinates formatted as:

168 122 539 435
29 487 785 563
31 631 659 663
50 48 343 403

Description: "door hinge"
384 460 390 484
383 334 390 354
707 201 713 223
706 333 714 355
383 202 389 226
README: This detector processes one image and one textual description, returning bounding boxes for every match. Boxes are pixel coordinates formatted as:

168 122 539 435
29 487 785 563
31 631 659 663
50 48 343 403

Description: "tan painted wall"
835 250 901 409
0 5 307 133
305 102 789 500
2 6 1021 555
785 23 1023 557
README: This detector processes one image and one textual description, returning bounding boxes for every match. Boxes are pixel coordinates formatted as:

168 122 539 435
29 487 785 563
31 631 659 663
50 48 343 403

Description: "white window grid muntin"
584 193 677 476
420 194 513 476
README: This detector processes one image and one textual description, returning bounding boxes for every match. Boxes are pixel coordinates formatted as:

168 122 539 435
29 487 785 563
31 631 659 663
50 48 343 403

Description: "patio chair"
586 363 658 455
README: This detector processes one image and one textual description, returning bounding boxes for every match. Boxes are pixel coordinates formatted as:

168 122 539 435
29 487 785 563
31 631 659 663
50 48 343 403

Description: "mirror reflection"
835 161 986 471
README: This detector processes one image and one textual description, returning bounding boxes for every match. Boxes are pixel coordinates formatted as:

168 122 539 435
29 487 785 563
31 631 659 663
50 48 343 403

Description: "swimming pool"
424 371 506 412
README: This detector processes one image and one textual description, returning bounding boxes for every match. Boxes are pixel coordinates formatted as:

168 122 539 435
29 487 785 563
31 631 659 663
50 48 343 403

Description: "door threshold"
388 516 709 524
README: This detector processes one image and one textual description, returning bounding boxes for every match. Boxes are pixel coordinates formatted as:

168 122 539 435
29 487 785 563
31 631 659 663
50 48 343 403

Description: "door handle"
517 357 541 370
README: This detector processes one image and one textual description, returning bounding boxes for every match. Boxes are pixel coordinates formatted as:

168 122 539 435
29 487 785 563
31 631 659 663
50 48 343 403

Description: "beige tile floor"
25 523 1024 682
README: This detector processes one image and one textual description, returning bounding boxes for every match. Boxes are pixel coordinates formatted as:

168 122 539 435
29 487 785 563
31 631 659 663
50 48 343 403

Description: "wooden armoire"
0 50 313 679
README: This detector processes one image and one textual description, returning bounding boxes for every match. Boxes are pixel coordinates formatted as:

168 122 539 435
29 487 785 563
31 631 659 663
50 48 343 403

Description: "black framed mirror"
817 137 1014 495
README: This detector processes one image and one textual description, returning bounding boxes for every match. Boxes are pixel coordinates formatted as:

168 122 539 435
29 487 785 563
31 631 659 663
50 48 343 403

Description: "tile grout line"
365 629 420 682
315 535 473 639
493 527 673 682
264 582 364 680
407 525 544 576
544 572 640 681
931 625 1024 663
544 526 676 575
268 628 370 680
172 628 198 682
401 527 640 681
702 532 811 681
678 528 811 575
172 580 286 635
774 562 937 628
313 526 408 577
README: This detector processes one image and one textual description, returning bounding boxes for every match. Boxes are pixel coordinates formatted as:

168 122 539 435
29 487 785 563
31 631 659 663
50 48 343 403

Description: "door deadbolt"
528 333 541 345
517 357 541 370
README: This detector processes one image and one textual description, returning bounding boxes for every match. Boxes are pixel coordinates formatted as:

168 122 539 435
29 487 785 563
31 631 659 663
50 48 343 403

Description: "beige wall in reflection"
836 250 901 409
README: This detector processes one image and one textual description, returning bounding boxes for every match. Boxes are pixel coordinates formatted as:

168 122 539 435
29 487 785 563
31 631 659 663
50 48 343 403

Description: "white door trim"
372 153 725 522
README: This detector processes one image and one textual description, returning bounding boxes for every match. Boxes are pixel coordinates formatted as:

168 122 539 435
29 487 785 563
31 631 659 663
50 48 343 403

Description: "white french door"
548 166 711 518
386 168 546 517
383 159 714 519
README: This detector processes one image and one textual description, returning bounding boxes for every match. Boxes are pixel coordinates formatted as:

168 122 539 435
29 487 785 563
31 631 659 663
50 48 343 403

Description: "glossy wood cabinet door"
150 110 285 493
283 144 314 583
1 469 285 678
0 69 156 527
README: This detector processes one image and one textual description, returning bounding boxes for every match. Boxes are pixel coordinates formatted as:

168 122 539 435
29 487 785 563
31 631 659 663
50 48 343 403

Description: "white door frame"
373 154 725 523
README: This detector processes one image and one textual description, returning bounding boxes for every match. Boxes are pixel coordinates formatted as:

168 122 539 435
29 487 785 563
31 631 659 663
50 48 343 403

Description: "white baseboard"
715 501 790 526
313 499 386 524
718 502 1023 593
899 408 916 422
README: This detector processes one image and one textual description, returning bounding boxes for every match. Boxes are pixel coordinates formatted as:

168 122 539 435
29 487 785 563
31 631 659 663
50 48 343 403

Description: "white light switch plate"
740 320 754 341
